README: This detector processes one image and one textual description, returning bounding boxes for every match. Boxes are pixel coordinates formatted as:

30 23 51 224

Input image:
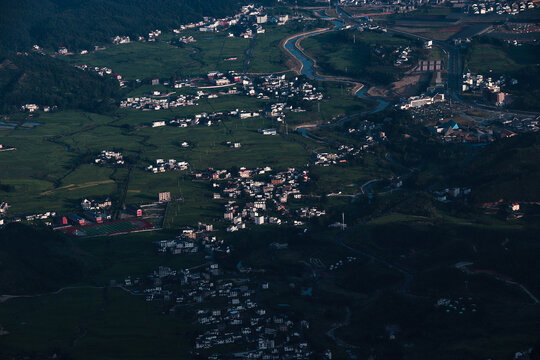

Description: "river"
283 18 389 114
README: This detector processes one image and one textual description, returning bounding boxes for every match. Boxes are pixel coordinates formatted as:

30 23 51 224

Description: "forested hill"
459 132 540 204
0 53 120 113
0 0 248 52
0 224 97 295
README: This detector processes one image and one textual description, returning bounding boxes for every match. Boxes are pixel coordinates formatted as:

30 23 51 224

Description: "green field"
0 287 198 360
301 29 417 85
0 102 313 216
464 41 538 74
248 24 305 74
62 21 327 80
65 32 250 80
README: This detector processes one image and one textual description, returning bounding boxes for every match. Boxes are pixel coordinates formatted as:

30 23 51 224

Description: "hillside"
0 53 120 113
0 224 96 295
460 132 540 204
0 0 247 52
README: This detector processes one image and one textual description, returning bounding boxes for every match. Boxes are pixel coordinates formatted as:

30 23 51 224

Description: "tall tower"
295 0 298 16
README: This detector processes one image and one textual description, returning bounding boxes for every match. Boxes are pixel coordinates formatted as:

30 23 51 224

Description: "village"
126 261 317 360
1 1 540 359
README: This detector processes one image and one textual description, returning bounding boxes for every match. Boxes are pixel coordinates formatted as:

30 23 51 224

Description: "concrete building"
159 192 172 202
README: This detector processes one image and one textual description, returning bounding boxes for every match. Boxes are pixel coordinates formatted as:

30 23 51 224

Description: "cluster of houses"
157 224 232 255
467 1 535 15
297 207 326 219
226 141 242 149
150 109 257 130
172 111 229 127
74 64 126 86
253 74 324 103
462 71 511 105
314 143 369 166
201 167 312 231
400 93 445 110
426 119 497 143
354 22 388 33
20 104 55 113
425 113 538 143
111 35 131 45
55 198 115 227
120 93 199 110
348 119 387 140
0 202 49 226
94 150 124 166
435 297 478 315
0 202 9 224
118 74 324 141
501 116 539 133
24 211 57 222
195 306 313 359
432 186 472 202
57 47 71 55
394 46 412 66
167 3 289 41
205 70 243 87
147 29 162 42
314 152 346 167
314 121 388 166
174 35 197 45
131 260 314 359
81 198 112 212
328 256 359 271
146 159 189 173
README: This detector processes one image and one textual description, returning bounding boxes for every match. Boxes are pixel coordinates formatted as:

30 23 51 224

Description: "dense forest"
0 0 251 52
0 53 120 113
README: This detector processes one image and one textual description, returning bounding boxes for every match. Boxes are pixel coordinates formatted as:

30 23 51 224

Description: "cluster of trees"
0 0 249 53
0 52 120 113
